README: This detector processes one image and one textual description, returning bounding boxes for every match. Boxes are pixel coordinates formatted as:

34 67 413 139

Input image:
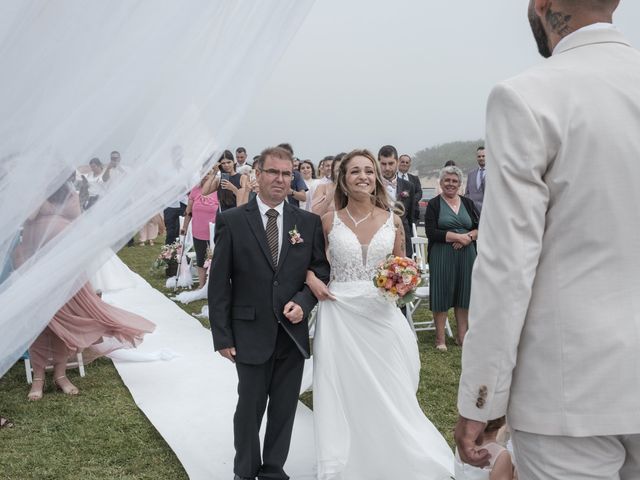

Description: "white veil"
0 0 314 376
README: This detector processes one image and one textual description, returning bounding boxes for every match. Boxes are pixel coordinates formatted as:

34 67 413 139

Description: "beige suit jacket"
458 28 640 436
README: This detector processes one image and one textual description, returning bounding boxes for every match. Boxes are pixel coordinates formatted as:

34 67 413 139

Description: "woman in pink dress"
181 173 219 287
15 181 155 401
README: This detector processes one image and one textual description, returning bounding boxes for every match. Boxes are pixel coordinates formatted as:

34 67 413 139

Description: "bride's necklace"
345 207 372 227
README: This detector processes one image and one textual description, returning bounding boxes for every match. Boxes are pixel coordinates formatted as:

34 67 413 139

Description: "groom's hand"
454 415 491 467
218 347 236 363
283 301 303 324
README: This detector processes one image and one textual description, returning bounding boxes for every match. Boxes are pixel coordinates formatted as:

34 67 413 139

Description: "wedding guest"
311 153 344 217
14 181 155 400
277 143 307 207
164 147 188 244
181 170 219 287
247 162 259 202
202 150 249 211
425 165 479 351
163 195 187 244
398 153 422 223
464 146 486 214
235 147 249 168
455 417 516 480
101 151 126 184
138 213 165 246
83 157 106 209
298 160 320 211
378 145 415 256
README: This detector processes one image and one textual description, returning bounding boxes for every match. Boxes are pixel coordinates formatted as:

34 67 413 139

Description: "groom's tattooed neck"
545 4 573 36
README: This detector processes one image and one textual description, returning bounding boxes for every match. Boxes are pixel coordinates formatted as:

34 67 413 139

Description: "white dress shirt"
384 175 398 201
553 22 616 54
256 195 284 255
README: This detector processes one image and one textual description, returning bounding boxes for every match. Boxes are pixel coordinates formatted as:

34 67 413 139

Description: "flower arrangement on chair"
152 240 183 277
372 255 422 307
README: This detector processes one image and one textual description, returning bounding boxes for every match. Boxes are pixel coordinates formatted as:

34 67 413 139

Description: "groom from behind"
456 1 640 478
209 146 330 480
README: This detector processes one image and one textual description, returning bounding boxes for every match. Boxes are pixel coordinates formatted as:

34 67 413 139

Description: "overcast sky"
231 0 640 161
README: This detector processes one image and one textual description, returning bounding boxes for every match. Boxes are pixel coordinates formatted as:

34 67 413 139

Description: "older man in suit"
398 154 422 223
455 1 640 478
464 147 486 214
210 146 330 480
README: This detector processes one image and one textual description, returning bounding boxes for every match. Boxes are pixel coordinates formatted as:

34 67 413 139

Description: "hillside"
413 139 484 178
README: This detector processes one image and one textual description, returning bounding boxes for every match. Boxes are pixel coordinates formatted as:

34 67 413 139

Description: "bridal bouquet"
373 255 422 307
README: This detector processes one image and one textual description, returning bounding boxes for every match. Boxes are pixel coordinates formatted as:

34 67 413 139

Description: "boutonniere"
288 225 304 245
399 190 410 199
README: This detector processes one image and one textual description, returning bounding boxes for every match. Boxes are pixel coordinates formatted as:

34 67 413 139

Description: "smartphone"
249 170 256 182
220 172 230 182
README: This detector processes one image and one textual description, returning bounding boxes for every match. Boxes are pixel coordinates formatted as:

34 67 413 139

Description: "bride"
306 149 454 479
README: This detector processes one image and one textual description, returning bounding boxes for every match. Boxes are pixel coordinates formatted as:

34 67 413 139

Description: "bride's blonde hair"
334 149 393 212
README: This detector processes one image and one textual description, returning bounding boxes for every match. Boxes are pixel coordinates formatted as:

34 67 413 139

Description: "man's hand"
454 415 491 467
218 347 236 363
283 301 304 324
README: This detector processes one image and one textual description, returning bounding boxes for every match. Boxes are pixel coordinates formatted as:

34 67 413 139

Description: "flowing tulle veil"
0 0 315 376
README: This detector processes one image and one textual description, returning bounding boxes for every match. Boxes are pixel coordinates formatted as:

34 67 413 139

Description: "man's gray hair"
438 165 463 183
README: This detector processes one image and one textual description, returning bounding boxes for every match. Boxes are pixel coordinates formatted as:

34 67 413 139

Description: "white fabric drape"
0 0 314 376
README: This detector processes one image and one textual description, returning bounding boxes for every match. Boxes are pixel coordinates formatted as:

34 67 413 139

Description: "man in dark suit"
378 145 416 256
398 153 422 223
209 146 330 480
464 146 486 214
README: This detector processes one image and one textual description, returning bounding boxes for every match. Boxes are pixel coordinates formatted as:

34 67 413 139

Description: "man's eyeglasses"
259 168 292 179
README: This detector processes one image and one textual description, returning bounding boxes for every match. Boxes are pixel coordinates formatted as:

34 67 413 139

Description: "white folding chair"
209 222 215 249
406 235 453 338
22 351 85 384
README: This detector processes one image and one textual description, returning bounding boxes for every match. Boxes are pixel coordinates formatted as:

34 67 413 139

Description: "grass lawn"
0 236 461 479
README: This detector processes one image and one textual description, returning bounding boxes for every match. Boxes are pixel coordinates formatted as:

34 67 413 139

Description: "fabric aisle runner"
102 270 316 479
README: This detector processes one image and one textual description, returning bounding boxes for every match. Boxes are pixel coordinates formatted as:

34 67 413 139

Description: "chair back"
209 222 215 248
410 236 428 271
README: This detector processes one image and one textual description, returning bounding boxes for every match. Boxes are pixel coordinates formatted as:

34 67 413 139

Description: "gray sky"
231 0 640 162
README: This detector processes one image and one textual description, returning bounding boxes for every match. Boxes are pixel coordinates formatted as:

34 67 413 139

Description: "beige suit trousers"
512 430 640 480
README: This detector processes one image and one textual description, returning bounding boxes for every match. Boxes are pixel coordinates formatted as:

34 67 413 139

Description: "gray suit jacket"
458 27 640 436
464 167 484 213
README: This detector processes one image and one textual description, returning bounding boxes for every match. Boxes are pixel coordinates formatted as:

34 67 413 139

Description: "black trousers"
163 203 186 245
234 326 305 480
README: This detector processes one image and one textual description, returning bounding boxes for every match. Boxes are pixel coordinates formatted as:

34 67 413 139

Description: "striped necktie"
265 209 279 267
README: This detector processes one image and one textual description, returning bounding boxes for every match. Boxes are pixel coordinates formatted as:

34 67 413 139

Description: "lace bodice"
328 211 396 283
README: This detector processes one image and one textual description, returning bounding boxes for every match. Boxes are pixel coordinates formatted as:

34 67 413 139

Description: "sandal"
0 416 14 429
435 344 448 352
27 377 45 401
54 376 79 396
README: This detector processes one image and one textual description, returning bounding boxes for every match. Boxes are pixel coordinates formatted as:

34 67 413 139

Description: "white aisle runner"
102 264 316 479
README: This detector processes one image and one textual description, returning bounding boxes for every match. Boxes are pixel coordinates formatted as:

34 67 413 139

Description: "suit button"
273 281 279 286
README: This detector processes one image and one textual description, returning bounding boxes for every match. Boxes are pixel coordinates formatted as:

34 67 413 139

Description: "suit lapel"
244 199 276 271
276 203 296 273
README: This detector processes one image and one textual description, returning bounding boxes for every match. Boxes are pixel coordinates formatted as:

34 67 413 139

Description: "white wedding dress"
313 212 454 480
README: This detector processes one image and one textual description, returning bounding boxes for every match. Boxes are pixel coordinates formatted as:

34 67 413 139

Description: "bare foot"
54 376 79 395
27 378 45 401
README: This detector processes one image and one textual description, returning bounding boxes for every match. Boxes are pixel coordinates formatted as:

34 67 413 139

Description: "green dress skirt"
429 197 477 312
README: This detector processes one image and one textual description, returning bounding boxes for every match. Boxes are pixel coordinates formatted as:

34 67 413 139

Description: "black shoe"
234 475 254 480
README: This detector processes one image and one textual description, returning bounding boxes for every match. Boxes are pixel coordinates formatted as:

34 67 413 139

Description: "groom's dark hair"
256 146 293 170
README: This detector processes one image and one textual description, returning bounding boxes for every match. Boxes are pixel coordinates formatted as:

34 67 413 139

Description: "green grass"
0 236 461 478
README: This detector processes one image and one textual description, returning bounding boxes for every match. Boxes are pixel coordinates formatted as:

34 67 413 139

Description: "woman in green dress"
425 166 479 351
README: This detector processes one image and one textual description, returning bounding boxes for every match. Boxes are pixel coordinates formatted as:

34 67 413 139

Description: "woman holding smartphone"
201 150 249 211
